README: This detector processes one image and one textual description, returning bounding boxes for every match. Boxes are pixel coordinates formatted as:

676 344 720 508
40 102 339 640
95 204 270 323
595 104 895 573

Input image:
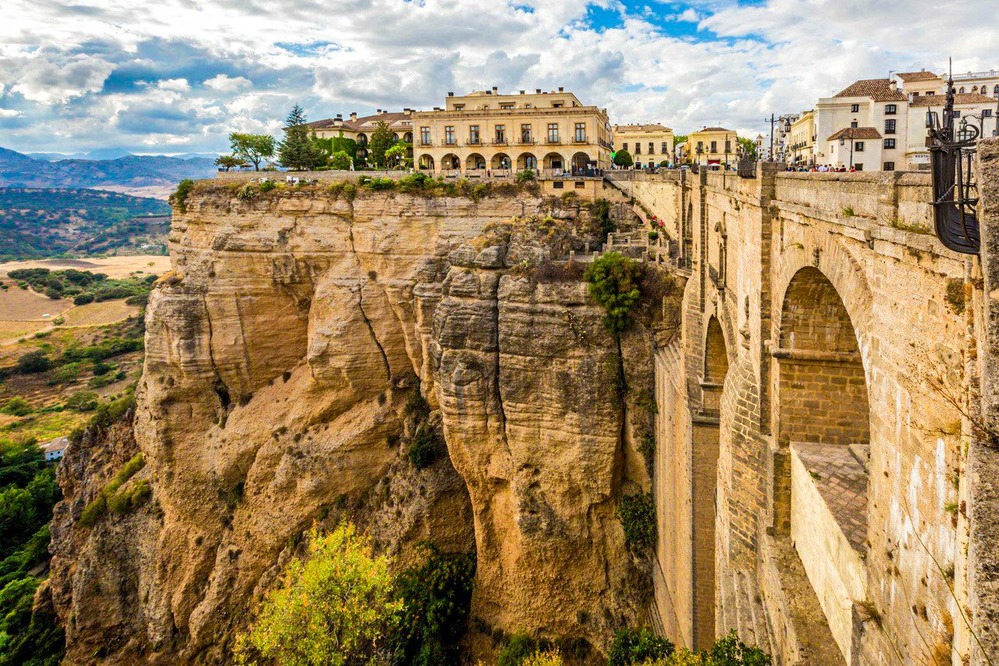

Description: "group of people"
785 164 860 173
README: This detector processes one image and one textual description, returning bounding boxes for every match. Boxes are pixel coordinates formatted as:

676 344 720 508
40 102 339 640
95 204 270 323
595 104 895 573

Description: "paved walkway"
794 442 870 553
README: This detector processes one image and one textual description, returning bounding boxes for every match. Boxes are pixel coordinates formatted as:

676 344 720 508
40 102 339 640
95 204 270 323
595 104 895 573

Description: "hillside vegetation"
0 188 169 261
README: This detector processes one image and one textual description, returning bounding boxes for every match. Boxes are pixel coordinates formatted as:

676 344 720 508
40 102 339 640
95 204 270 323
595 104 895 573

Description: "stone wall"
624 166 978 663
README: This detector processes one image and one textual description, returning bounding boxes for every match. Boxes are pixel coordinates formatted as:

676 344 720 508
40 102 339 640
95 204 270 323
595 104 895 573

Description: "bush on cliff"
616 492 656 553
235 523 403 666
390 546 476 666
584 253 643 334
408 424 444 469
636 630 771 665
608 627 674 665
171 179 195 214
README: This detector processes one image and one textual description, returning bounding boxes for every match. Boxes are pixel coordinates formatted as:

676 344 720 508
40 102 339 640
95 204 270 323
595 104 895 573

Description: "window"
851 103 859 112
884 138 896 149
622 142 628 151
710 141 717 152
469 125 480 144
885 119 896 134
854 164 864 171
648 142 654 154
850 120 858 128
575 122 586 142
927 91 935 96
912 92 920 97
662 141 668 154
994 84 999 96
854 141 865 152
454 104 464 110
984 109 993 118
953 110 961 117
635 143 641 154
697 141 704 152
885 104 897 115
500 103 515 110
495 125 506 143
724 140 731 153
552 102 564 108
521 124 532 143
420 126 430 145
546 123 559 143
884 161 895 171
959 87 966 93
553 181 564 188
445 126 455 145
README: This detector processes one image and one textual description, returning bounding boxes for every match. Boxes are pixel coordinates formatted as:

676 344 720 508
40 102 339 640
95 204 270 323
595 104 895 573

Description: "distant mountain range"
0 147 217 199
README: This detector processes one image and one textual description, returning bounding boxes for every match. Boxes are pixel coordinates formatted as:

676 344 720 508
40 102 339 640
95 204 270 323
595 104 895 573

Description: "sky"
1 0 998 156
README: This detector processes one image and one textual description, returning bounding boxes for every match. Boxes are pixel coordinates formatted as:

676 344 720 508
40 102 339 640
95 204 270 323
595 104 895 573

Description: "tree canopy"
737 137 758 161
215 155 247 171
278 105 326 171
584 252 643 334
384 142 411 169
613 149 634 167
229 133 275 171
368 121 397 168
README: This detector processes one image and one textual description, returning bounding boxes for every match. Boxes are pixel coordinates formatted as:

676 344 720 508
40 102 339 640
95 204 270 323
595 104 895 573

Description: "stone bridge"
607 143 999 665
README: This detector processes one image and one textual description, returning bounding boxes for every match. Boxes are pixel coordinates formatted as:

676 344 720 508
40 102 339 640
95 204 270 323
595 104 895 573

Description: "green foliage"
64 392 99 412
278 106 325 171
368 121 397 168
613 150 634 167
640 631 771 665
258 181 277 194
584 253 644 334
398 172 432 193
499 633 541 666
608 627 674 665
215 154 248 171
391 546 476 666
591 198 615 242
172 179 195 213
15 351 51 375
330 151 353 170
235 523 403 666
523 650 565 666
736 137 757 162
1 399 32 417
617 492 656 552
515 169 536 183
78 452 146 528
384 142 412 169
408 425 443 470
72 292 94 305
230 133 276 171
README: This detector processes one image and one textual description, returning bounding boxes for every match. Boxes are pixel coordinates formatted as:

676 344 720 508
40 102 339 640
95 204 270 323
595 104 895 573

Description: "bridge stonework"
613 145 999 664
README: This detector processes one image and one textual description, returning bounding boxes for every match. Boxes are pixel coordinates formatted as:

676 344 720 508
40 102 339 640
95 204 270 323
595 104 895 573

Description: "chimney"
448 91 454 96
492 86 498 94
558 86 564 92
536 88 541 93
350 112 357 121
335 113 342 119
376 108 382 114
519 90 525 94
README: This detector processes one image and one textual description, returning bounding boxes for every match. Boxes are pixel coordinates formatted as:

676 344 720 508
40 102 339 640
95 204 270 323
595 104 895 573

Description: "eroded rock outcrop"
49 183 665 664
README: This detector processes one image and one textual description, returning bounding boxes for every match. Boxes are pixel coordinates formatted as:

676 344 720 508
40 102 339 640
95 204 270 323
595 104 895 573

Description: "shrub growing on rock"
617 492 656 552
608 626 674 665
584 252 643 334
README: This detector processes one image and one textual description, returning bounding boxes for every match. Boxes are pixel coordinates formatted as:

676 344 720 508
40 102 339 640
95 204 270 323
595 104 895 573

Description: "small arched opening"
516 152 538 171
571 151 592 175
465 153 486 170
543 152 565 171
441 153 461 171
417 154 435 171
491 153 511 170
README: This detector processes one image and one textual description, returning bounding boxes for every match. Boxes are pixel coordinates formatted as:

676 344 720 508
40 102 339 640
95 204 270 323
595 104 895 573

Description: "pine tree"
368 120 396 168
278 105 325 171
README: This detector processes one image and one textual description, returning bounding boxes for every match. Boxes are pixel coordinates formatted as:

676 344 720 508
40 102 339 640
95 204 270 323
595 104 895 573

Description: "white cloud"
0 108 21 118
2 54 113 104
157 78 190 91
204 74 251 92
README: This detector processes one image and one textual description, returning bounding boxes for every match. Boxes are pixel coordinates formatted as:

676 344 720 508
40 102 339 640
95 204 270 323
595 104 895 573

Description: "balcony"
519 137 535 145
468 138 481 145
419 141 433 147
573 137 587 144
494 138 508 146
546 137 561 145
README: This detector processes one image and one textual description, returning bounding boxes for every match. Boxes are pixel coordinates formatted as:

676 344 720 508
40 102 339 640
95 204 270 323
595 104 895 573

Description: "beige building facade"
613 124 675 168
411 88 612 176
786 110 815 165
684 127 739 167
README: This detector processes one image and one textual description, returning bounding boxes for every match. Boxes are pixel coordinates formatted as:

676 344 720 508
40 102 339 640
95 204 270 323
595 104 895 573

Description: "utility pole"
766 113 776 161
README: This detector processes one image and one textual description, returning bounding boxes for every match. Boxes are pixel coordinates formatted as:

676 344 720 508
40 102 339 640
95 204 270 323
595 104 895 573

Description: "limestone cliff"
48 182 664 664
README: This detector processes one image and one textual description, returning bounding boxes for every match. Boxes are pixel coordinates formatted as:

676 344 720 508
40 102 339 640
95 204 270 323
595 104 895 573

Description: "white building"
42 437 68 462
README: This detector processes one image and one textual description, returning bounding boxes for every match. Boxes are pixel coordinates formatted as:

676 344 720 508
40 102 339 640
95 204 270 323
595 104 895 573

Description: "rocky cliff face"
49 183 662 664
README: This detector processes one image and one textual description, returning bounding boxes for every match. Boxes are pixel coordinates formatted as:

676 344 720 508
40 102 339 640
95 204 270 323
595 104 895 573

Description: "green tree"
737 137 758 161
613 149 634 168
384 142 411 169
608 627 674 665
235 523 403 666
229 133 276 171
278 105 326 171
215 154 247 171
330 151 353 170
584 253 643 334
368 121 396 169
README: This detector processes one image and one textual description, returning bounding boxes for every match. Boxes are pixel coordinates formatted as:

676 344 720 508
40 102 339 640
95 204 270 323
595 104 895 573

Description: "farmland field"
0 254 171 279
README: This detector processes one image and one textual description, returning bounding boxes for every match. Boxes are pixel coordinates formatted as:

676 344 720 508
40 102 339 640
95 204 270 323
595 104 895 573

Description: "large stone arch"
516 152 537 170
417 154 435 171
491 153 511 170
441 153 461 171
543 151 566 170
466 153 486 170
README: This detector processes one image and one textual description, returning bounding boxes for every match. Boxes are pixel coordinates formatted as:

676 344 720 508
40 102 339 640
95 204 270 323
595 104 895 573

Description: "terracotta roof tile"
834 78 908 102
909 92 996 107
614 123 673 132
300 111 412 132
896 71 941 82
827 127 882 141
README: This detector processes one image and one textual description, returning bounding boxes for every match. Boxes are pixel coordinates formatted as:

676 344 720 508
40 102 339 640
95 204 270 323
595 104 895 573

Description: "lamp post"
839 136 855 169
695 144 703 169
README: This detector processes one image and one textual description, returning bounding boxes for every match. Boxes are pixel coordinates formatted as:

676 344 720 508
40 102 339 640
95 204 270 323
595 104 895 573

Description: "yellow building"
685 127 739 168
787 110 815 166
613 124 674 168
411 87 612 175
303 110 413 166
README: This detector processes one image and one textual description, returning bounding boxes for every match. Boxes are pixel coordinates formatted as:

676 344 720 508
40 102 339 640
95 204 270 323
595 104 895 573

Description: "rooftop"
693 126 734 133
302 111 412 132
614 123 673 133
909 92 997 107
833 78 908 102
42 436 68 454
896 70 941 82
827 127 882 141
